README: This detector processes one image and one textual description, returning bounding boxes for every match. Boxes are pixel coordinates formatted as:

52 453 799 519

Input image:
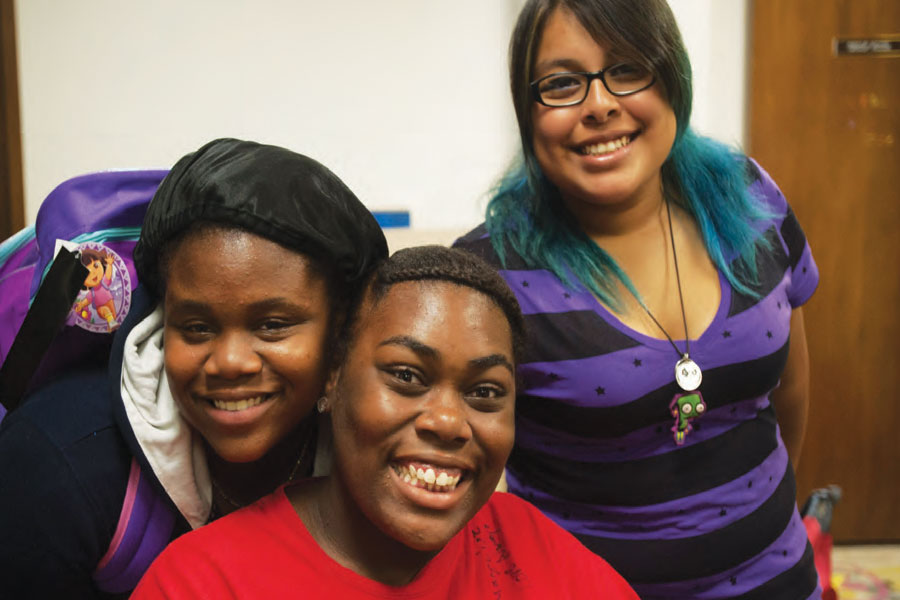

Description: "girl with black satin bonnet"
453 0 821 597
133 246 638 599
0 138 388 597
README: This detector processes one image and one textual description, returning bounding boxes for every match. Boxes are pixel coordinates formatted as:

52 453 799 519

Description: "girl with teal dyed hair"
454 0 821 597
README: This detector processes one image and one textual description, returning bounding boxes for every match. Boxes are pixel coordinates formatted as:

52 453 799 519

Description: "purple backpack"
0 170 176 593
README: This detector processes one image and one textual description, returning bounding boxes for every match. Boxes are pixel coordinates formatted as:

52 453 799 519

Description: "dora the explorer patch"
67 242 132 332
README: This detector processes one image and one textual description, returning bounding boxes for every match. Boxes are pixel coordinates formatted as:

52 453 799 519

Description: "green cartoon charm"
669 391 706 445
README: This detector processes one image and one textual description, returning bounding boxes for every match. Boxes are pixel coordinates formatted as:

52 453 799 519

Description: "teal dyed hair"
487 0 771 309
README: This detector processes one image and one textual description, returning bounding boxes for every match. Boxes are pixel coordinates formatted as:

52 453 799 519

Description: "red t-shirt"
133 488 637 599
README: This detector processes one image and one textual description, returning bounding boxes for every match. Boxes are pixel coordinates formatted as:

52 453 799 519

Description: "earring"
316 396 328 414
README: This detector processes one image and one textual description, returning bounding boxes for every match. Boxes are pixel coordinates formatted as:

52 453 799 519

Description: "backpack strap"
92 457 176 594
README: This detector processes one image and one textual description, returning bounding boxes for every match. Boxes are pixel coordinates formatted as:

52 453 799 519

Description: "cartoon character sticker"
67 243 132 332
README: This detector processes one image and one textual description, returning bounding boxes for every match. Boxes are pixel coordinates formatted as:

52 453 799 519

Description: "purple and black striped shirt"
455 160 821 599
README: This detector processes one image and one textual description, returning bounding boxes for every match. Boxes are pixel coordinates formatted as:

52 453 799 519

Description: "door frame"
1 0 24 238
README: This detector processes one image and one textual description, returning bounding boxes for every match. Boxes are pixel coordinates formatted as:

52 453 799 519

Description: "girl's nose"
581 77 621 122
414 388 472 445
204 331 262 379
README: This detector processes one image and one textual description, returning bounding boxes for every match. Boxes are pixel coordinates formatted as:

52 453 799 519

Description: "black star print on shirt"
522 280 529 287
766 330 773 339
722 330 732 339
633 358 642 367
595 386 605 396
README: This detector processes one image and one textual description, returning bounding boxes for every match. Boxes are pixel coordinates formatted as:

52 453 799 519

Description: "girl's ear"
323 367 342 404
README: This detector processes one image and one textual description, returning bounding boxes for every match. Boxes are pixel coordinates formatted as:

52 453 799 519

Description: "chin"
208 438 271 464
395 526 458 553
384 513 467 553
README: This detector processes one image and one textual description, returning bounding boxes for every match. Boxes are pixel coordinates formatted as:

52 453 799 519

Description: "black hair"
336 245 526 369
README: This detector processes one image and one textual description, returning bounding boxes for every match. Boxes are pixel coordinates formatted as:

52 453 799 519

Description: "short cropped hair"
337 245 526 368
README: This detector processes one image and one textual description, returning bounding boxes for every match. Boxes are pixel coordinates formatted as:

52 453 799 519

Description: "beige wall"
14 0 748 236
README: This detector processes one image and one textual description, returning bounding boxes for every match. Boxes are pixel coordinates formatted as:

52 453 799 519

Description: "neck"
563 175 666 240
292 475 438 586
208 416 315 514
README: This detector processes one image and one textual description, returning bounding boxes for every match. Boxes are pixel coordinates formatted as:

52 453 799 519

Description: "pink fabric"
95 458 141 570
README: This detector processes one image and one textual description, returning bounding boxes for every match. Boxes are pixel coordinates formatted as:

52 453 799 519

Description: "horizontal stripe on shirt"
516 343 788 438
571 467 798 582
507 405 779 506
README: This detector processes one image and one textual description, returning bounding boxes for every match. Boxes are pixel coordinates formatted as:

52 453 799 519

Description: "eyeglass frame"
529 64 657 107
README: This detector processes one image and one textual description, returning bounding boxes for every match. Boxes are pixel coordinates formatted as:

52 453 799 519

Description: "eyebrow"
469 354 515 375
378 335 439 359
533 58 583 76
378 336 514 374
533 56 633 78
166 297 305 314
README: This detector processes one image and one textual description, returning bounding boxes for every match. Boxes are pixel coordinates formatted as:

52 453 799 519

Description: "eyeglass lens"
536 63 653 105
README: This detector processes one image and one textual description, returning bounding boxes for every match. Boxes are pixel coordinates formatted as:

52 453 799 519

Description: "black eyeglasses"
530 63 656 107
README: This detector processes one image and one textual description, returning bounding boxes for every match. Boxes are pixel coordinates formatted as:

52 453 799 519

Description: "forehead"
165 228 323 293
534 8 632 70
360 281 513 356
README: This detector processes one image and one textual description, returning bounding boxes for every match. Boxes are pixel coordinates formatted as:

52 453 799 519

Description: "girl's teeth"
211 395 265 411
582 135 631 156
394 464 462 492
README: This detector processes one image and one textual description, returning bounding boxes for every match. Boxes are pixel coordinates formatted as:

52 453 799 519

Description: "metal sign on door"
833 36 900 57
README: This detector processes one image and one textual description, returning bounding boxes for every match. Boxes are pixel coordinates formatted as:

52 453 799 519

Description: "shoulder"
744 157 791 221
475 492 576 541
467 493 638 598
742 157 818 302
452 223 531 271
0 370 132 593
133 490 301 597
0 367 131 511
453 224 499 264
3 368 117 443
0 368 130 488
0 364 131 496
157 487 290 558
474 493 597 557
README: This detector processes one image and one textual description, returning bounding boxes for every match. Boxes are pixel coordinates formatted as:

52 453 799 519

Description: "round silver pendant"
675 356 702 391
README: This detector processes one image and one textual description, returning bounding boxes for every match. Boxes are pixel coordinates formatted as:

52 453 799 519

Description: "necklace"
632 199 707 445
210 421 315 517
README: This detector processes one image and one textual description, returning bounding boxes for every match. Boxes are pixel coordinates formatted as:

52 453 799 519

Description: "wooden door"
749 0 900 542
